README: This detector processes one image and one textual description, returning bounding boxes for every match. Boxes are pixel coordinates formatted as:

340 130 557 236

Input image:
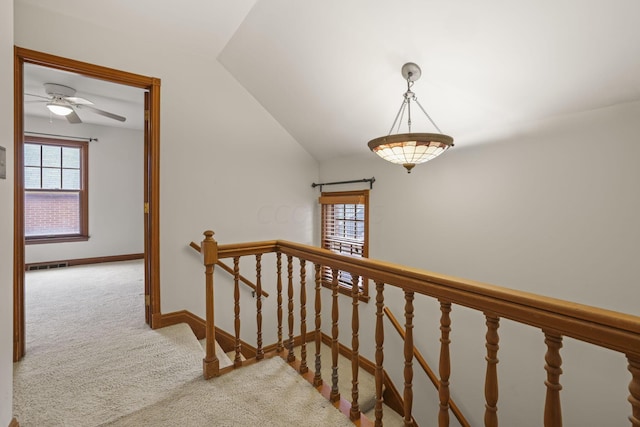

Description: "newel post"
202 230 220 379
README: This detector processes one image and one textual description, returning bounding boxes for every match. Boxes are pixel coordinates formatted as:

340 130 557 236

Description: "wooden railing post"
350 274 361 420
330 268 341 402
255 254 264 360
484 315 500 427
276 252 284 353
287 255 295 362
299 259 308 374
313 263 323 387
233 257 242 366
439 301 452 427
629 354 640 426
404 291 415 427
543 331 563 427
201 230 219 379
374 281 385 427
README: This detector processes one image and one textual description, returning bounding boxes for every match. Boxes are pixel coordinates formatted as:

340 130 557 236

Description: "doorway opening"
14 47 161 361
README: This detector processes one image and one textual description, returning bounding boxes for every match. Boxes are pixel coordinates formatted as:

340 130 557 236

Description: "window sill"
26 235 89 245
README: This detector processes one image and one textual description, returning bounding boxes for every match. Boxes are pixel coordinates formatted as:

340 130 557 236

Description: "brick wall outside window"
25 191 80 236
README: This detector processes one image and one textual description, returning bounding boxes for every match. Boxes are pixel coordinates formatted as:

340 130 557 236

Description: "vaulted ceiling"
21 0 640 162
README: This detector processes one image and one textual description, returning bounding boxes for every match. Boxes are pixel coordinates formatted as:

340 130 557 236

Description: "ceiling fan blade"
77 104 126 122
25 93 50 100
65 96 94 105
66 110 82 124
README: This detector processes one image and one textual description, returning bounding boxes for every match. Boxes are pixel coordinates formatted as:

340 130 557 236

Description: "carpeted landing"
12 261 354 426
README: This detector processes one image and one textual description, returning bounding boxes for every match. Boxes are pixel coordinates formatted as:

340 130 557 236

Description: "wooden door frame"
13 47 162 361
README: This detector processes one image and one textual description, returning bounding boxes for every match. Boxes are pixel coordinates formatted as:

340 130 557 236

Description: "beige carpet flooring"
13 260 353 427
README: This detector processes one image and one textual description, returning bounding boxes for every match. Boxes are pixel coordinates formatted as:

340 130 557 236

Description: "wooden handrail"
190 241 269 298
272 240 640 355
384 306 470 427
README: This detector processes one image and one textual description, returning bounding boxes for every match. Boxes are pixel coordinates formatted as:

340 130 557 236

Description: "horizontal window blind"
320 190 369 293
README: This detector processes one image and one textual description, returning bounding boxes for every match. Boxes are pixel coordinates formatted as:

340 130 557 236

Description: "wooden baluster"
233 256 242 366
439 301 452 427
350 274 361 420
313 263 323 387
404 291 415 427
276 252 283 353
255 254 264 360
543 331 563 427
287 255 295 362
299 259 308 374
201 230 219 379
484 315 500 427
330 267 341 402
629 354 640 426
374 281 385 427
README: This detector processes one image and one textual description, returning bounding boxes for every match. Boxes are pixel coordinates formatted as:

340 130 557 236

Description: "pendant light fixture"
367 62 454 173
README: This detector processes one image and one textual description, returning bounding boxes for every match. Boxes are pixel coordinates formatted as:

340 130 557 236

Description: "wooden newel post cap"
201 230 218 265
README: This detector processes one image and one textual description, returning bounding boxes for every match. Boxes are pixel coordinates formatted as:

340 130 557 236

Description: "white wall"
319 101 640 426
0 0 14 423
14 2 319 322
24 116 144 263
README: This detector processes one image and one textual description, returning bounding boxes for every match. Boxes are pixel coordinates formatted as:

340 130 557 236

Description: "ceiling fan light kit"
367 62 454 173
26 83 127 124
46 100 74 116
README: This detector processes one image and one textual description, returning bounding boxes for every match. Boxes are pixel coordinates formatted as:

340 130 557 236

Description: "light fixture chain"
388 99 408 135
396 101 407 134
414 98 443 134
407 95 412 133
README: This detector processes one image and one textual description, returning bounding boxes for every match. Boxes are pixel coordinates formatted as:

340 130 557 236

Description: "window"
319 190 369 300
24 137 89 244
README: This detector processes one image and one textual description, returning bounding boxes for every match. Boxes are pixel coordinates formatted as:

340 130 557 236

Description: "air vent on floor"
27 262 69 271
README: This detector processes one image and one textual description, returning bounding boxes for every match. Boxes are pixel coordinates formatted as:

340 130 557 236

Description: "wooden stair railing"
194 230 640 426
190 241 269 298
383 307 470 427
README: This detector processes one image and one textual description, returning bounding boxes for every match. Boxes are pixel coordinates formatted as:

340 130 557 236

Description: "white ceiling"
22 0 640 161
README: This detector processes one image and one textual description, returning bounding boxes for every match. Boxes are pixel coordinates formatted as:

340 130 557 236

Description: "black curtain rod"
24 131 98 142
311 177 375 191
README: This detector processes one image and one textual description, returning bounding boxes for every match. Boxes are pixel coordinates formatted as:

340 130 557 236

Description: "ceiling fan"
25 83 127 124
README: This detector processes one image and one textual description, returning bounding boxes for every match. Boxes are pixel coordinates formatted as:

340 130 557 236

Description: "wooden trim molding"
25 253 144 270
8 417 20 427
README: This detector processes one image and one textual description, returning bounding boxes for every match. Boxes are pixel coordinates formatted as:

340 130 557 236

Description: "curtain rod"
24 131 98 142
311 177 375 191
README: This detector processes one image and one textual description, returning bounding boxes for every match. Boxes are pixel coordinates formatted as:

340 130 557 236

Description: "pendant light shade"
367 63 453 173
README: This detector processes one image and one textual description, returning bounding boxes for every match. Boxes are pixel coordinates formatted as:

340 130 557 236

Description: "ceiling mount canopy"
367 62 454 173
